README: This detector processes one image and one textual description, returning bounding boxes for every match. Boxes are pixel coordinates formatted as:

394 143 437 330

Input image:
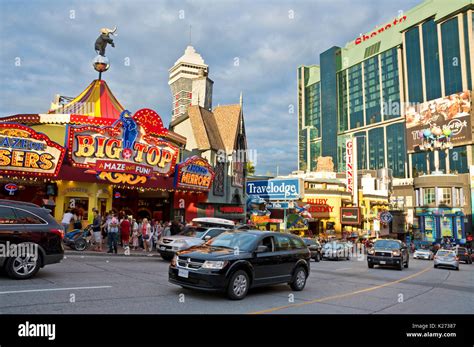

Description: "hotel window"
429 150 446 173
309 141 321 171
463 13 472 90
348 64 364 129
381 48 400 120
305 82 321 133
386 123 406 178
449 146 468 173
412 152 428 176
441 17 463 96
337 135 350 172
437 188 451 205
423 188 435 205
452 187 460 207
299 129 308 171
364 56 381 124
355 131 367 170
422 19 442 100
337 71 348 132
368 127 384 170
405 26 423 103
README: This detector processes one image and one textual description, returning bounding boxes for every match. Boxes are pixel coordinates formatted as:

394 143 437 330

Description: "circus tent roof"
47 79 124 119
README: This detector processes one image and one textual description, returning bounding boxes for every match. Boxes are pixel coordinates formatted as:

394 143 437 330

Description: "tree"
246 161 256 176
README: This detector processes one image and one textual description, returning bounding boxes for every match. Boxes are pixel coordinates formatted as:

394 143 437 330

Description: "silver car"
157 227 228 261
433 249 459 270
413 248 434 260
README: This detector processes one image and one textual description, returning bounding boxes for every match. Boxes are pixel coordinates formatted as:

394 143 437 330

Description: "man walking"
92 208 103 252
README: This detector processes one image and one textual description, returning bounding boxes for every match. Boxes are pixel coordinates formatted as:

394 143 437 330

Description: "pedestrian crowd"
90 209 185 254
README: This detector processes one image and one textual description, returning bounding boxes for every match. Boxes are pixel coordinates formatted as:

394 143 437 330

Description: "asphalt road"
0 253 473 314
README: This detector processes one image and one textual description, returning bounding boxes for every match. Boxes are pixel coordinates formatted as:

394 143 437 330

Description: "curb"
64 250 162 258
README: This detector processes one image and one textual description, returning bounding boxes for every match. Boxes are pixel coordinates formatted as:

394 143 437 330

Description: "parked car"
0 199 64 279
455 247 472 264
158 218 235 261
169 230 311 300
367 239 409 270
434 249 459 270
303 238 322 262
413 248 434 260
322 241 351 260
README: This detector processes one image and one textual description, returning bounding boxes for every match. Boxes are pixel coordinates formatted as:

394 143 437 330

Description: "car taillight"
51 228 64 239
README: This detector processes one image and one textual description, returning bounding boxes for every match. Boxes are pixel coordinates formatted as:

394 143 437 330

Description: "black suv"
169 230 311 300
456 247 472 264
0 200 64 279
367 239 409 270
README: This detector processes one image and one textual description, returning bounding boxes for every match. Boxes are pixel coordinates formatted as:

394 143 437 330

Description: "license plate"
379 261 386 264
160 246 166 250
178 269 189 278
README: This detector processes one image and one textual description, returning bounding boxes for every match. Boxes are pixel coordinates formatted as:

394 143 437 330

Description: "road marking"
250 266 432 314
0 286 112 295
335 267 352 271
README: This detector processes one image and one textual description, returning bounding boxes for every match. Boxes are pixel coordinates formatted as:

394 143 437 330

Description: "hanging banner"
0 123 65 178
68 109 179 184
174 156 215 191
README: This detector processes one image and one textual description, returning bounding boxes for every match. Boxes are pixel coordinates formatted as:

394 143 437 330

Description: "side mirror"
204 235 212 241
256 245 269 253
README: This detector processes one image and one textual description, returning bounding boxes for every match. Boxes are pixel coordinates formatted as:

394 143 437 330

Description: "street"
1 253 472 314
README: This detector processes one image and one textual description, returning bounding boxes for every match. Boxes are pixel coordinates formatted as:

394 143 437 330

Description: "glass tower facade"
298 3 473 179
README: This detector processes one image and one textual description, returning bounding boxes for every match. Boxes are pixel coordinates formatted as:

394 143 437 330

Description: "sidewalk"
64 245 162 258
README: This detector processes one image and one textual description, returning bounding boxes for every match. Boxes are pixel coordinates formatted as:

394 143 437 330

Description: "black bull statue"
95 28 116 56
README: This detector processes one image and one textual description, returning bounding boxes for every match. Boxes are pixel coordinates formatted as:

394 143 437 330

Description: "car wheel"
455 267 459 271
314 253 320 262
74 238 87 251
368 263 374 268
227 270 249 300
398 261 403 271
5 254 41 279
290 267 307 291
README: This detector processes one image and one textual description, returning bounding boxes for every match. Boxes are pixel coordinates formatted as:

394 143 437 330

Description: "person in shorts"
92 209 102 251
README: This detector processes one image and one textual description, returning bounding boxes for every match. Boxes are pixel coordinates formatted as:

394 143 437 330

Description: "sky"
0 0 421 175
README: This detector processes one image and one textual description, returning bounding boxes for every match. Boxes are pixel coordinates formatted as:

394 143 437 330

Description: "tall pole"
353 137 359 207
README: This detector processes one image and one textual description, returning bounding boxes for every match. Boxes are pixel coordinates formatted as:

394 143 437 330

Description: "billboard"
405 91 472 153
0 123 65 178
246 179 300 200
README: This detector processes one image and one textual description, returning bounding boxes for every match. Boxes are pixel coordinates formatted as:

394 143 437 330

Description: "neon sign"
0 123 65 178
174 156 215 191
354 15 407 45
68 109 179 184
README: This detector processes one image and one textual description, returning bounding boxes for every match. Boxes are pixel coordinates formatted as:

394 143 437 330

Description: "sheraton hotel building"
298 0 474 242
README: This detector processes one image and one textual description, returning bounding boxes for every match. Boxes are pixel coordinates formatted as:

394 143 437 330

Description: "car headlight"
368 249 375 255
202 260 228 269
392 250 401 256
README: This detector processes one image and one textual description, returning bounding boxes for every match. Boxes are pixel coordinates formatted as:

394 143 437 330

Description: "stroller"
63 224 94 251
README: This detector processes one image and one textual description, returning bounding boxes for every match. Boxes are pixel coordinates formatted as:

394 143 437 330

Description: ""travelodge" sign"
68 109 179 184
0 123 65 178
174 156 215 191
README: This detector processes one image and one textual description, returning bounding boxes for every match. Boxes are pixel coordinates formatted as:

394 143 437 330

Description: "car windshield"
304 239 316 245
179 227 207 238
374 240 400 249
437 250 455 257
206 232 258 252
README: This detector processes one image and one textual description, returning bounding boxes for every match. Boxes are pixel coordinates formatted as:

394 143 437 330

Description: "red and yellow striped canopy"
48 79 124 119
